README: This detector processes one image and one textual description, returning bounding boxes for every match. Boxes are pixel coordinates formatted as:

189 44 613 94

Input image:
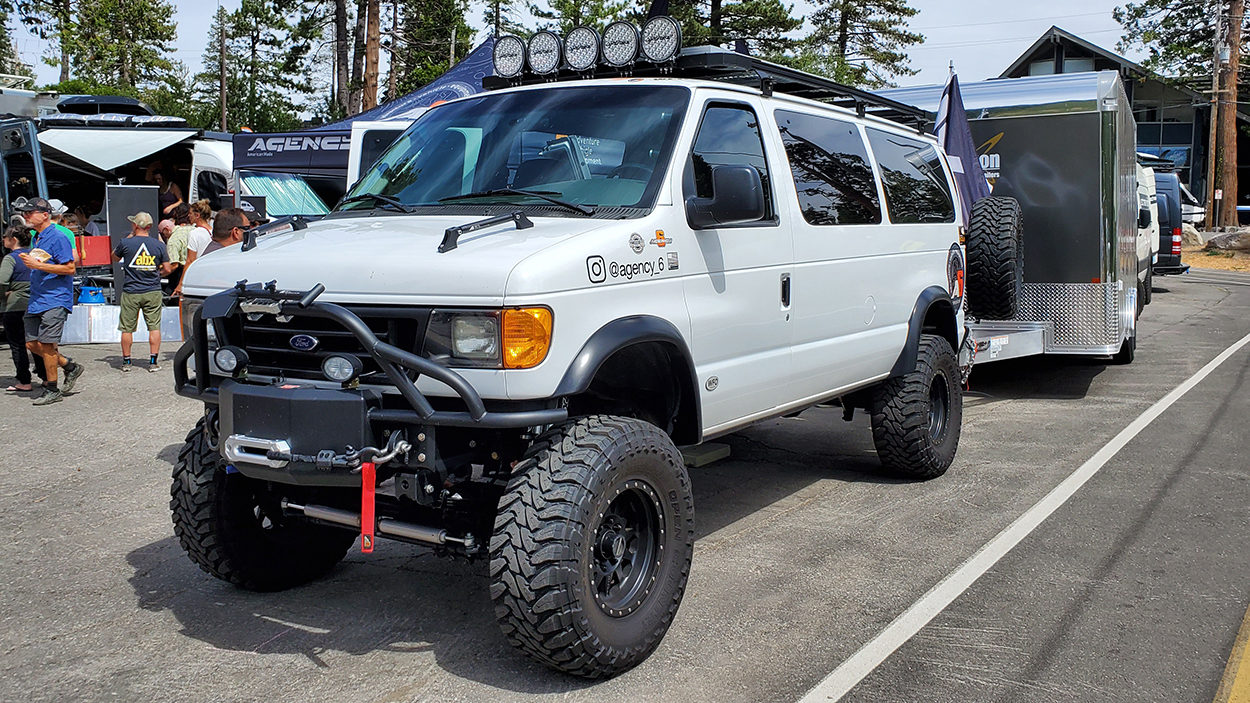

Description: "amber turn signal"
502 307 553 369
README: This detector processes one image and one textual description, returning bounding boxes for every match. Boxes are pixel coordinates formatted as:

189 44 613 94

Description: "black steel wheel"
170 416 356 592
490 415 695 679
870 334 962 479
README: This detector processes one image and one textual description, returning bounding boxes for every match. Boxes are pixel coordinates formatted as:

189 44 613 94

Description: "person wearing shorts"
17 197 84 405
112 212 171 372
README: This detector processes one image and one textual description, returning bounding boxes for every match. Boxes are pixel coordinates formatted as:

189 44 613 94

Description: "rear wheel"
490 415 695 679
966 196 1024 320
170 416 356 592
870 335 962 479
1142 265 1153 306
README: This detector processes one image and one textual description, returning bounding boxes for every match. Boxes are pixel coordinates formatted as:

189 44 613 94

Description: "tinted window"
196 170 229 210
776 110 880 225
359 129 404 175
866 129 955 224
685 104 774 220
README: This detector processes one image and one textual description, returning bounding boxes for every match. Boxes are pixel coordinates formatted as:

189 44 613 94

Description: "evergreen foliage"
783 0 923 88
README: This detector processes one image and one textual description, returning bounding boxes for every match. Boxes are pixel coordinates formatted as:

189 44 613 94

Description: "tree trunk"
710 0 721 42
1219 0 1243 227
350 0 367 114
220 17 228 131
59 0 70 83
335 0 349 114
363 0 380 109
836 4 850 60
385 0 397 102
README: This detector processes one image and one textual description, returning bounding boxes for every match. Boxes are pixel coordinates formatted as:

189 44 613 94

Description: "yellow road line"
1215 600 1250 703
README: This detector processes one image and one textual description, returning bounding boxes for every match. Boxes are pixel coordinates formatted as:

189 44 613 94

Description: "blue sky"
12 1 1143 90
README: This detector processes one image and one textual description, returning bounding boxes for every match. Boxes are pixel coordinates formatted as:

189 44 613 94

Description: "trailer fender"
890 287 958 379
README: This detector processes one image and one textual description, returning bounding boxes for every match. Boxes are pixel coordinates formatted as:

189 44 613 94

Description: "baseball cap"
13 196 51 213
158 218 175 234
128 211 153 228
48 198 68 216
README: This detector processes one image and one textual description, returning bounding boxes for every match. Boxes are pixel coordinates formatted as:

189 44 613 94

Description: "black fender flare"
554 315 702 441
889 286 958 378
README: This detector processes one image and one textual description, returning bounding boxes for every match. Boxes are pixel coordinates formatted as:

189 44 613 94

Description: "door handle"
780 273 791 308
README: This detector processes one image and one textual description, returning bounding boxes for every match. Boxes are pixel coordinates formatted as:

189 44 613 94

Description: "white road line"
1183 277 1250 287
798 329 1250 703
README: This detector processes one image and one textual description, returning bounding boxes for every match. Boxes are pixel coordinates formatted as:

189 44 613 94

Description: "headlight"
527 31 562 75
602 22 640 67
424 308 552 369
502 308 553 369
214 346 248 374
493 35 526 78
453 316 499 359
641 16 682 63
322 354 363 383
564 27 600 71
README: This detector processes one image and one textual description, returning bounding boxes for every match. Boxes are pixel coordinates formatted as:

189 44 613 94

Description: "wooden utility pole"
1219 0 1244 228
1207 2 1223 228
220 19 228 132
363 0 380 110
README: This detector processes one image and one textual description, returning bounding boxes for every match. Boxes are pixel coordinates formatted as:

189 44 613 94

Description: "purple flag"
934 73 991 226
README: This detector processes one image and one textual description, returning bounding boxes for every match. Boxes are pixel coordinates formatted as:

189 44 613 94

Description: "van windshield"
340 85 689 214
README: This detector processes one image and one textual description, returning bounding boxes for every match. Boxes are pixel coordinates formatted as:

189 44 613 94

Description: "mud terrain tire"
870 334 962 479
966 196 1024 320
490 415 695 679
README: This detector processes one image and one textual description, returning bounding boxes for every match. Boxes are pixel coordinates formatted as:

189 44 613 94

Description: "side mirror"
1138 207 1151 229
685 165 766 229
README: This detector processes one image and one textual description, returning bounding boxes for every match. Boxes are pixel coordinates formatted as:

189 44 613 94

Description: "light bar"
602 21 640 67
527 31 562 75
564 26 600 72
493 35 526 78
641 16 682 63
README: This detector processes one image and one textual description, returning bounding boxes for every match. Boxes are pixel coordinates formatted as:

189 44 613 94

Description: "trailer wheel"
1113 331 1136 365
966 196 1024 320
490 415 695 679
870 334 962 479
1142 266 1153 306
170 416 356 592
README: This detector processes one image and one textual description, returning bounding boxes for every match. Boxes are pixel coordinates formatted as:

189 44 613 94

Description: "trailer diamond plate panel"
1016 283 1120 349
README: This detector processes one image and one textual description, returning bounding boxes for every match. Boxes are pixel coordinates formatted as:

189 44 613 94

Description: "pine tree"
655 0 801 56
392 0 474 95
0 11 36 81
1114 0 1232 90
69 0 177 90
530 0 626 35
483 0 527 37
785 0 922 88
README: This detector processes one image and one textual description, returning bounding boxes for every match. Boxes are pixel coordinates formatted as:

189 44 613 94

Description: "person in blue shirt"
17 197 84 405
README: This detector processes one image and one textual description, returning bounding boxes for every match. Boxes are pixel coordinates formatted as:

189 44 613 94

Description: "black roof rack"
483 45 926 129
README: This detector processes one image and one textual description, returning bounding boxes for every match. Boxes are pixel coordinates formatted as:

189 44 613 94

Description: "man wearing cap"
17 196 85 405
112 211 171 372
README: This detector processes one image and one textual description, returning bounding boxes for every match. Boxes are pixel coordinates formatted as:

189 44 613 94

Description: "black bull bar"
173 281 569 429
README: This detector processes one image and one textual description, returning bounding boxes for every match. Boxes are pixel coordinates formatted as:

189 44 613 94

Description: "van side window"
866 129 955 224
685 104 774 221
196 170 229 211
775 110 881 225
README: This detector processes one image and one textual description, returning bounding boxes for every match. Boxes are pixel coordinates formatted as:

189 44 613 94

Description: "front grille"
234 307 429 382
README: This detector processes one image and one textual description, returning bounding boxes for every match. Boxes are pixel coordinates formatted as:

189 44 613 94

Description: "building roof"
1000 26 1154 80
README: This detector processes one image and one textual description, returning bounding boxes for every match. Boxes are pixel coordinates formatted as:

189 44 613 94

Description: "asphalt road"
1 269 1249 703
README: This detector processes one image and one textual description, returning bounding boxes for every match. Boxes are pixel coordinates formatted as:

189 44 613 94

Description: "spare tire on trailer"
966 196 1024 320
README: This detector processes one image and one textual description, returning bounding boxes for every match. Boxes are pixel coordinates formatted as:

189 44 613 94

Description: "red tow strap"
360 461 376 553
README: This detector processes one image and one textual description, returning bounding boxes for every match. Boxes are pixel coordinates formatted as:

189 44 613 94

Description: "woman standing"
0 225 44 391
154 169 184 216
175 200 214 299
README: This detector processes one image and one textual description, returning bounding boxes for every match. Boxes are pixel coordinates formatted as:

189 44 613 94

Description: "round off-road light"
641 16 682 63
564 26 600 71
493 35 526 78
527 31 562 75
322 354 363 383
214 346 247 373
602 21 640 67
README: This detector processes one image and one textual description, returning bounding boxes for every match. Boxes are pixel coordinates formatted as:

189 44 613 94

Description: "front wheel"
170 416 357 592
490 415 695 679
870 335 963 479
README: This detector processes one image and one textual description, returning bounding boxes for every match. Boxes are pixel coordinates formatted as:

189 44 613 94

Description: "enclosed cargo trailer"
882 71 1141 364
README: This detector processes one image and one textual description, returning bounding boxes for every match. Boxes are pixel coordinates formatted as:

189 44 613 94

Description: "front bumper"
174 281 568 483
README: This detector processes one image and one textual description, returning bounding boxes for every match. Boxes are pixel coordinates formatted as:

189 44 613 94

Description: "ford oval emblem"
289 334 319 351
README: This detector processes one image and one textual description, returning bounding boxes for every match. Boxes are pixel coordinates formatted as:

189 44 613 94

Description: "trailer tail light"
1172 227 1182 255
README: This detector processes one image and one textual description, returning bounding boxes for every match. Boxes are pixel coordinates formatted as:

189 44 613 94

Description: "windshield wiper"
337 193 415 213
440 188 595 216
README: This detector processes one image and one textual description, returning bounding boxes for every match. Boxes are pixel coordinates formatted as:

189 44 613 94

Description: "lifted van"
171 23 1005 678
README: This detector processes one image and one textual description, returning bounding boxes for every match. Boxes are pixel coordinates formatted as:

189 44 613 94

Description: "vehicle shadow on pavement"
124 413 895 693
966 356 1106 405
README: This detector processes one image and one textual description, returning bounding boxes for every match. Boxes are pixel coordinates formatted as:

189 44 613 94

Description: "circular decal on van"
629 233 645 254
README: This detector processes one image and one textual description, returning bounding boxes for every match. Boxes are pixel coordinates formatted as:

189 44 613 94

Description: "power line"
910 26 1123 51
911 11 1111 32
